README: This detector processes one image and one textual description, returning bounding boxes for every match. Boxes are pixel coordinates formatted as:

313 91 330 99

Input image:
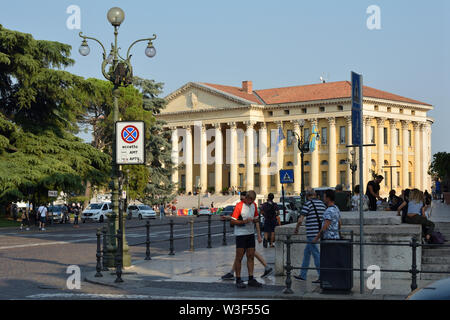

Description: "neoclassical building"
157 80 433 197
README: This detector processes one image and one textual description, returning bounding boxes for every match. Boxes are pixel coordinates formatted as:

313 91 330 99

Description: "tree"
429 152 450 190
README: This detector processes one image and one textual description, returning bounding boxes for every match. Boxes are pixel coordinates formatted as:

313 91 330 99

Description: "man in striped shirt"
293 189 326 282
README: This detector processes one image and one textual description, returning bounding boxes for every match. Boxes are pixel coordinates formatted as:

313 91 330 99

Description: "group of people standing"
18 203 82 231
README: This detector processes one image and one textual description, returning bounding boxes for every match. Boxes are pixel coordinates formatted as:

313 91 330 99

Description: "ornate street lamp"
293 120 320 204
78 7 157 269
347 149 358 194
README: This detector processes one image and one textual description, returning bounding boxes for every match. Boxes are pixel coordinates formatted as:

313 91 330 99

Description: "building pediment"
162 82 256 114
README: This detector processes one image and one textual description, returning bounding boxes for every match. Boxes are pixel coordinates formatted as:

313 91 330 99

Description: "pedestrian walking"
294 189 326 282
230 190 263 288
313 189 342 242
260 193 280 248
73 203 80 226
19 209 30 231
37 204 48 231
159 203 165 220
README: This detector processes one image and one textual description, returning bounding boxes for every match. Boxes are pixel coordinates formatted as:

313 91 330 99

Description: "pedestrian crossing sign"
279 169 294 184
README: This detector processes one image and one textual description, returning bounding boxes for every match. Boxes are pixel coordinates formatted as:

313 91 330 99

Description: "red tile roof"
200 81 431 106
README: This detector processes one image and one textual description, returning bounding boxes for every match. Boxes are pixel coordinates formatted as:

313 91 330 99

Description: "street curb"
84 277 123 289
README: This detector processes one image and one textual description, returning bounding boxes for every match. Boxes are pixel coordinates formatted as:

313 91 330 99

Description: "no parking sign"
116 121 145 165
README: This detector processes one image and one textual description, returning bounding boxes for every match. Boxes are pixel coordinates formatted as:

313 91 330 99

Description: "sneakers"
41 228 46 231
247 278 262 287
221 272 235 281
236 280 246 288
26 228 30 231
261 267 273 278
294 275 306 281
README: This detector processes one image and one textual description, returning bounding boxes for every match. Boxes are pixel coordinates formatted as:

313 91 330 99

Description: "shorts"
263 219 277 233
235 234 255 249
40 216 46 223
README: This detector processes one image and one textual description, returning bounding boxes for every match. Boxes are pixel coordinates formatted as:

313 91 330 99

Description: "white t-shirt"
38 206 47 217
231 201 259 236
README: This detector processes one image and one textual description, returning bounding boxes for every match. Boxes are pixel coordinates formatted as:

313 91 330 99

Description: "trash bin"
320 232 353 293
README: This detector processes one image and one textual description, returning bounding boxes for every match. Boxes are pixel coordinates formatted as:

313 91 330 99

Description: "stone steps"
422 256 450 264
422 248 450 257
420 273 450 280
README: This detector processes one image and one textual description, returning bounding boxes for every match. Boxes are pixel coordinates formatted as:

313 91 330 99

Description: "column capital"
376 117 387 126
213 122 222 129
259 122 268 130
389 119 399 128
228 122 237 129
327 117 336 126
412 121 422 130
344 116 352 124
183 125 192 132
363 116 374 125
275 121 283 128
309 118 318 126
401 120 411 130
291 119 305 129
168 126 178 131
244 120 256 129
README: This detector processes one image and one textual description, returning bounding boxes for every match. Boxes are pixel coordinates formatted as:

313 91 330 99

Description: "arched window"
239 164 245 168
321 160 329 166
339 159 347 165
286 161 293 167
304 161 310 166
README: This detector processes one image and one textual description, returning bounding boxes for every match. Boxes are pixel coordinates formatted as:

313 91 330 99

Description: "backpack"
430 231 445 245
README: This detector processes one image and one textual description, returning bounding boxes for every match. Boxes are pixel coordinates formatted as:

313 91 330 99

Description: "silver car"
127 205 156 220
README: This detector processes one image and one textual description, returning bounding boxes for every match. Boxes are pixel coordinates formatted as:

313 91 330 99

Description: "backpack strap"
310 200 322 236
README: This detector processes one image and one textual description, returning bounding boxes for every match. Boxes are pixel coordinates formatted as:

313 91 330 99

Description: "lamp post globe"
78 41 90 56
107 7 125 27
145 45 156 58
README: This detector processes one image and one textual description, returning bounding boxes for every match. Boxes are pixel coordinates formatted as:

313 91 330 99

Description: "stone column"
390 120 399 190
421 123 430 192
413 122 422 190
401 121 410 189
365 117 373 182
228 122 238 192
376 118 385 177
184 126 193 194
275 121 284 194
259 123 269 196
245 121 255 191
214 123 223 195
200 125 208 193
310 118 319 188
292 120 301 194
345 116 353 187
327 117 337 187
171 127 179 187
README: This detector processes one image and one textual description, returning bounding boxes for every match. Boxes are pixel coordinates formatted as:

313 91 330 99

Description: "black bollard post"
222 218 227 246
168 219 175 255
95 228 103 277
283 235 294 294
207 214 212 248
410 237 418 292
145 220 151 260
101 227 109 271
115 228 123 283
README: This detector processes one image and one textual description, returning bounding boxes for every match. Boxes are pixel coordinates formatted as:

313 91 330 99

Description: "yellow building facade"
157 81 433 197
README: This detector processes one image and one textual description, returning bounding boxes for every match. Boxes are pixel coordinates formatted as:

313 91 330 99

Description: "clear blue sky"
1 0 448 155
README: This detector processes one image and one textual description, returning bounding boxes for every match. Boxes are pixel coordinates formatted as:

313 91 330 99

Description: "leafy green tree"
429 152 450 190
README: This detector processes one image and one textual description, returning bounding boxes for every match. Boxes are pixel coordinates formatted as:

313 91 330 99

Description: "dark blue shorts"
40 216 46 223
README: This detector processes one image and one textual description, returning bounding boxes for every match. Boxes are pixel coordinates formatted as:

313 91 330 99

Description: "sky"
0 0 448 155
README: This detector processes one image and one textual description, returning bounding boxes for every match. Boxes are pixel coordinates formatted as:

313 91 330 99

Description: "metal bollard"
190 218 195 252
222 218 227 246
410 237 418 292
95 228 103 277
101 227 109 271
115 228 123 283
283 235 294 294
168 219 175 255
207 214 212 248
145 221 151 260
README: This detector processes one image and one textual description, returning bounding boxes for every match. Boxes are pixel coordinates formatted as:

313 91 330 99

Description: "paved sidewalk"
85 240 431 300
430 200 450 223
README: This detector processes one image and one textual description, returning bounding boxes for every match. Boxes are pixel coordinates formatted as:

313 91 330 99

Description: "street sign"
351 71 363 146
48 190 58 197
122 190 127 200
116 121 145 165
279 169 294 184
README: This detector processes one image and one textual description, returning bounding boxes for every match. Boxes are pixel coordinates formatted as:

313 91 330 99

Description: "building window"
387 107 391 112
284 110 290 115
411 110 415 116
254 173 260 187
321 160 329 166
370 126 375 143
287 130 294 146
319 107 325 112
396 129 400 146
339 126 346 144
270 175 276 187
400 109 404 114
304 161 310 166
302 108 307 114
397 171 400 187
239 173 244 187
339 159 347 165
268 111 273 116
374 105 379 111
340 171 346 186
338 105 344 111
321 127 328 144
181 175 186 189
384 128 388 145
286 161 293 167
321 171 328 187
304 172 310 187
408 130 412 147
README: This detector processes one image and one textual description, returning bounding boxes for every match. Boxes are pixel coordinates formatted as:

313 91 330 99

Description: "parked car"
407 277 450 300
47 205 67 223
81 202 111 223
197 206 212 216
284 196 303 212
127 204 156 220
220 205 235 217
277 202 299 224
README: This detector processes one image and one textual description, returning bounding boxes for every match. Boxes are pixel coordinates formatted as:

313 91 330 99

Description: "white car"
276 202 299 224
197 206 212 216
81 202 111 223
127 205 156 220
